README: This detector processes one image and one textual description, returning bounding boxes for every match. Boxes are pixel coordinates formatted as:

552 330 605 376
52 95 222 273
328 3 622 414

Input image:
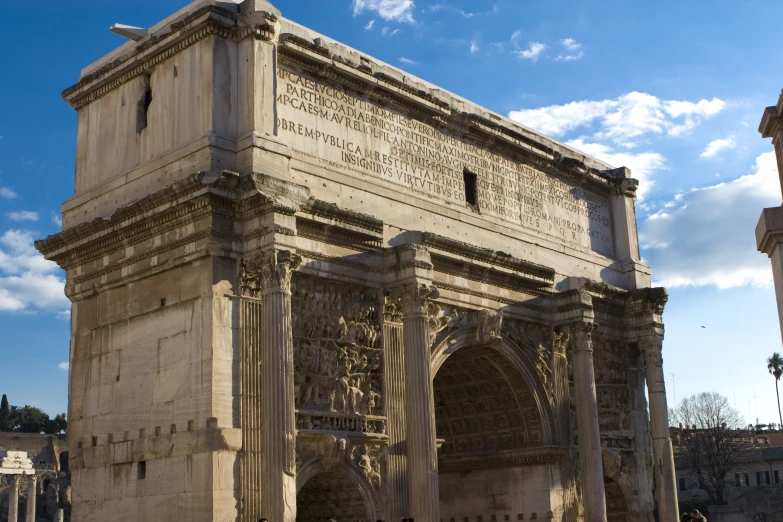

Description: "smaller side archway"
296 451 379 522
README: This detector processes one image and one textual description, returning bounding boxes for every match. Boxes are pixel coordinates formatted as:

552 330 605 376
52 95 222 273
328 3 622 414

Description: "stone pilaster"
8 475 18 522
570 322 607 522
249 249 301 522
640 334 678 522
394 283 440 522
382 297 408 520
239 292 263 522
610 172 651 290
26 475 36 522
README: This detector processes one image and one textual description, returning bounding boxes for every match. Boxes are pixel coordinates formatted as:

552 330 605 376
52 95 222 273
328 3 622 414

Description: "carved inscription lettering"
276 68 615 256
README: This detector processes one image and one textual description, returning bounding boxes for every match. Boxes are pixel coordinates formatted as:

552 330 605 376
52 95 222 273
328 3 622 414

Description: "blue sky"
1 0 782 425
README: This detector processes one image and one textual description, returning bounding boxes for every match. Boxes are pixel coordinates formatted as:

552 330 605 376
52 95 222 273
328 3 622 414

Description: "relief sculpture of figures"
292 279 384 418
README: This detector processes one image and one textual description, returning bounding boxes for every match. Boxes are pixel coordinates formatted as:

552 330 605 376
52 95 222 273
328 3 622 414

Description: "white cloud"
0 229 67 312
424 1 479 17
56 309 70 319
364 19 375 30
700 137 736 159
556 38 584 61
353 0 415 23
51 213 62 227
399 57 418 65
470 40 479 54
566 138 666 201
7 211 39 222
508 92 726 147
515 42 547 61
58 362 69 370
639 152 781 289
0 188 18 200
381 26 401 36
561 38 581 52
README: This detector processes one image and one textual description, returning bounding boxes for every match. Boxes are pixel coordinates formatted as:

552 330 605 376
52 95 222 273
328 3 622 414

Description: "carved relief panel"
292 277 386 434
593 339 634 451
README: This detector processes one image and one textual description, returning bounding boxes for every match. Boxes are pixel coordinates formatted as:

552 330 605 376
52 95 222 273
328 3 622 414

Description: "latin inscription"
276 68 614 256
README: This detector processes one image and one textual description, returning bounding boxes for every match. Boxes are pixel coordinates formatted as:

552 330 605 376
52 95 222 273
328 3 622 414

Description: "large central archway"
432 324 557 521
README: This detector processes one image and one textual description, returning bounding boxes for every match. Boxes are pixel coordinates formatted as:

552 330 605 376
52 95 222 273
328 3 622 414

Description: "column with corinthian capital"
395 283 441 521
570 322 607 522
253 249 301 522
640 334 679 522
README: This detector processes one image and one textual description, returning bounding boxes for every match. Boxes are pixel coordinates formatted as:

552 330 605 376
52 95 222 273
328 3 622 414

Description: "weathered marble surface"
35 0 678 521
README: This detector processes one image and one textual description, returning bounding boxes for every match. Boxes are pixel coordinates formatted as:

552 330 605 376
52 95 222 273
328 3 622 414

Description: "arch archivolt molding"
295 434 384 519
429 307 556 447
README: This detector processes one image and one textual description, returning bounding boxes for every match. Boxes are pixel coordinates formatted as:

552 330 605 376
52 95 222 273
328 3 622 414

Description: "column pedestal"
397 283 440 521
571 322 607 522
641 335 679 522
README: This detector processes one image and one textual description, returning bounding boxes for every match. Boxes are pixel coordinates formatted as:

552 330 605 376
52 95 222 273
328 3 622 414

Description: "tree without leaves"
671 392 752 505
767 352 783 428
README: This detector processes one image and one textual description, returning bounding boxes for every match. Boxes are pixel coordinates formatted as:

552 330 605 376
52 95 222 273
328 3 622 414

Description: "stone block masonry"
35 1 677 520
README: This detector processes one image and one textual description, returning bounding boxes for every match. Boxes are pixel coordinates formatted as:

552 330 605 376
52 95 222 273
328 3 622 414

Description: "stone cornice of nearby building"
437 445 564 473
759 90 783 138
277 36 623 196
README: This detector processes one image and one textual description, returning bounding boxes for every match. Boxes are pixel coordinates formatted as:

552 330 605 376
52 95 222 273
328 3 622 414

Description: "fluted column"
253 250 301 522
383 297 409 520
552 331 579 522
8 474 19 522
396 283 440 521
25 475 36 522
641 334 678 522
570 322 607 522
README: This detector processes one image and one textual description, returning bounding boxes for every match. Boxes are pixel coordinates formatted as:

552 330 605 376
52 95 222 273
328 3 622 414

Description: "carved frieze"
503 319 553 397
295 434 386 491
292 278 384 422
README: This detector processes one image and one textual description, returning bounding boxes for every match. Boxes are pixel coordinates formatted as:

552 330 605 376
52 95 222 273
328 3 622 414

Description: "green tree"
0 394 9 431
8 405 51 434
768 352 783 428
46 413 67 434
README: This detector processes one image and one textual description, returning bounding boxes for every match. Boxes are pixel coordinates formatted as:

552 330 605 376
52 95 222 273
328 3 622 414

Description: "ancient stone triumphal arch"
35 1 679 521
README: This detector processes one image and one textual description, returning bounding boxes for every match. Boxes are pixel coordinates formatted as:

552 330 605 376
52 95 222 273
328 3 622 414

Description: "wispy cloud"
0 229 67 312
515 42 547 61
364 19 376 30
424 1 481 17
353 0 415 23
58 362 69 370
381 26 401 36
0 188 18 200
700 137 736 159
556 38 584 61
508 92 725 146
470 40 479 54
51 213 62 227
7 211 39 222
399 57 419 65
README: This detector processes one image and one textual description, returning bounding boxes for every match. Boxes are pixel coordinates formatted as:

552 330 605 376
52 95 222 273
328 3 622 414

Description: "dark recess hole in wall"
463 169 478 207
137 74 152 134
138 461 146 480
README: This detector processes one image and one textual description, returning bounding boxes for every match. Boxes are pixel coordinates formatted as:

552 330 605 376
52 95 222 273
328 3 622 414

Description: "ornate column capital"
639 334 664 369
243 249 301 296
390 283 439 318
568 321 597 352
